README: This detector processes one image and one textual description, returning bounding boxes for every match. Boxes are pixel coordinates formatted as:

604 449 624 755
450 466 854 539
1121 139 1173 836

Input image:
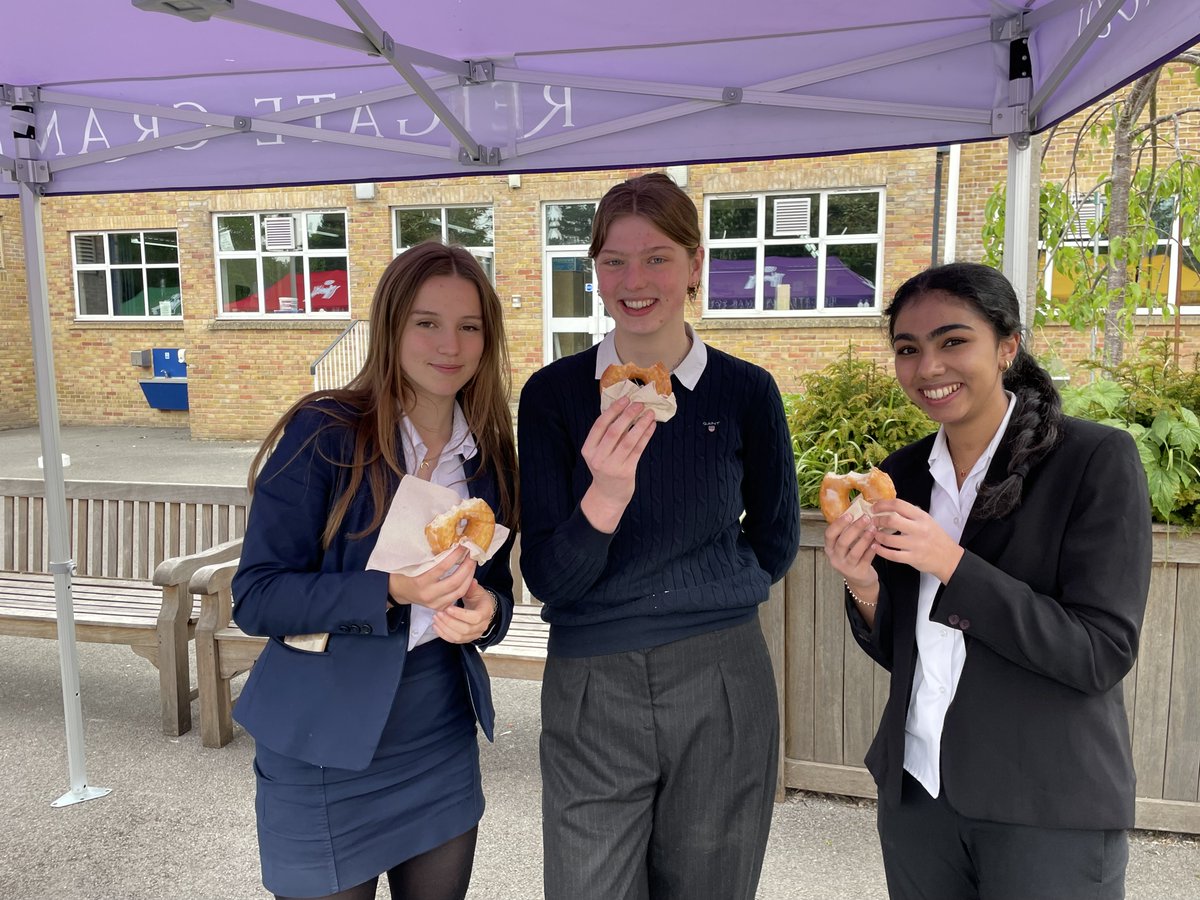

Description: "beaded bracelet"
845 580 878 609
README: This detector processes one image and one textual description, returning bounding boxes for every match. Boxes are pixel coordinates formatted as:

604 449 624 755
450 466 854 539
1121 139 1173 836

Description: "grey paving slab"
2 425 1199 899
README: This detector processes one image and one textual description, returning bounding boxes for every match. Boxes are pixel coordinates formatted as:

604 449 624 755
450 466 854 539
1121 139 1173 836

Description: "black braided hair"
885 262 1064 519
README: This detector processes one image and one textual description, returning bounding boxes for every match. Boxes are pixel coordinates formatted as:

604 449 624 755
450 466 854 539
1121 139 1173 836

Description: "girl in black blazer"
231 242 519 900
824 263 1151 900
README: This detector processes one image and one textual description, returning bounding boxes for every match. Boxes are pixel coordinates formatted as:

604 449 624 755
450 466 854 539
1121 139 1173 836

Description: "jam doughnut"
599 362 673 396
819 468 896 523
425 497 496 554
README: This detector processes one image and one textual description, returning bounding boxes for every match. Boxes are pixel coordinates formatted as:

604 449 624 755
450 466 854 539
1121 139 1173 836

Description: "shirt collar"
927 390 1017 480
593 323 708 391
400 401 478 471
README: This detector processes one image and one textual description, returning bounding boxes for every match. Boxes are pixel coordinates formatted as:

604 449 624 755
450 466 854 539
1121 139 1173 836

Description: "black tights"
275 827 478 900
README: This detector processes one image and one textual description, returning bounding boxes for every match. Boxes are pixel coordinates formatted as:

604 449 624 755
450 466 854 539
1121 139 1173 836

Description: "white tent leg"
1002 135 1034 325
17 181 111 808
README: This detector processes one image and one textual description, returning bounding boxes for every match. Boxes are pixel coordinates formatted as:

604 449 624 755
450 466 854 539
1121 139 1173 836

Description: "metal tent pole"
11 98 110 808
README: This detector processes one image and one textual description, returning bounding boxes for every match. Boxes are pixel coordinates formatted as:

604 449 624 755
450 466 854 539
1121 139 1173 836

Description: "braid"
973 347 1064 519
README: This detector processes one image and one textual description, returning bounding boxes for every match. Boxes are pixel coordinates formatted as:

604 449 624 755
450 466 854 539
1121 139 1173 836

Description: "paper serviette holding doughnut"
285 476 510 652
598 361 677 422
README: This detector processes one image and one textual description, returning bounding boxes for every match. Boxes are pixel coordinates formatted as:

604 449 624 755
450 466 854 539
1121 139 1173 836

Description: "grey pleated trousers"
540 616 779 900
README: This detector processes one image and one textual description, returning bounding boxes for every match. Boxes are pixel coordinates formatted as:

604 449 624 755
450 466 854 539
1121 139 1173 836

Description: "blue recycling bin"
138 348 189 411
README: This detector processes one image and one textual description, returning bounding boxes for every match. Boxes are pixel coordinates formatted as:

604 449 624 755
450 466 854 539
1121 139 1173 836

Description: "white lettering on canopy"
350 102 382 137
36 109 65 158
1080 0 1148 39
350 102 381 137
172 102 209 150
522 86 573 138
297 93 336 141
255 97 284 145
81 108 110 154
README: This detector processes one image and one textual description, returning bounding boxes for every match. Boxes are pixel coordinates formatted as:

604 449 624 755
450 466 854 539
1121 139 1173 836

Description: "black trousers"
539 617 778 900
877 771 1128 900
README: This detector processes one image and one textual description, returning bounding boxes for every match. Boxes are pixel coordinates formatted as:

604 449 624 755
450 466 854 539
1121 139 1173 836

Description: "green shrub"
784 346 933 509
1061 338 1200 525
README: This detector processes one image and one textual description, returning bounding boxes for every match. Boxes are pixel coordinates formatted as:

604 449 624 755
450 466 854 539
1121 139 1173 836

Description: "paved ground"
3 425 1200 899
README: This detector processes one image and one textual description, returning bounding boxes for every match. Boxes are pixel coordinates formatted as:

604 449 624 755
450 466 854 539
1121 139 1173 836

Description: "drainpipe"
931 146 947 266
944 144 961 263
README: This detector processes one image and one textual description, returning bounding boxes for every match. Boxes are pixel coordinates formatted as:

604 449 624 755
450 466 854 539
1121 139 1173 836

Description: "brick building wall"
1 53 1197 439
0 198 36 429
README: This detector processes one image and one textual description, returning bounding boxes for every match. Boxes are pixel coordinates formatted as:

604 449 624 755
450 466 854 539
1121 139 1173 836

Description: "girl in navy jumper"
518 172 800 900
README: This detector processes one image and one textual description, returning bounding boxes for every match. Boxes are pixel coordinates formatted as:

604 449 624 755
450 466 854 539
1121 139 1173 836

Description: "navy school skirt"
253 638 483 897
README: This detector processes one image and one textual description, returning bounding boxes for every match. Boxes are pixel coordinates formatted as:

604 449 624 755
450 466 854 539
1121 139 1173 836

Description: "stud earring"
686 283 699 300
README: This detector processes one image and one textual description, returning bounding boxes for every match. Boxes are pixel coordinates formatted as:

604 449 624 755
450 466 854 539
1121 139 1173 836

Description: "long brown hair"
248 241 518 547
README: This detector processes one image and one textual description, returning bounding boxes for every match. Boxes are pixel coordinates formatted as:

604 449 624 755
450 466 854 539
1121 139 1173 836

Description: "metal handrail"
310 319 370 391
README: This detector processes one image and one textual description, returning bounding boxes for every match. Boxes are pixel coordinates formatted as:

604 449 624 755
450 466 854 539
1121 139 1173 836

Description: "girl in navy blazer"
231 242 519 900
824 263 1151 900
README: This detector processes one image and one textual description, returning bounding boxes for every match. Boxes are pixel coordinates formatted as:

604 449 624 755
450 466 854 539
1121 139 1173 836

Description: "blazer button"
948 614 960 626
361 624 373 635
959 618 971 630
338 624 353 633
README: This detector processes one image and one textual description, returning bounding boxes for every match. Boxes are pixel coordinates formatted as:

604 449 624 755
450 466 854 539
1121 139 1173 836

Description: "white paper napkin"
599 379 677 422
285 476 509 652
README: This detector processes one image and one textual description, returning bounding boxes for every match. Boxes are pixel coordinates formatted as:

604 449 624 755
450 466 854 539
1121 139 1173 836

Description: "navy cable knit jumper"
517 343 800 658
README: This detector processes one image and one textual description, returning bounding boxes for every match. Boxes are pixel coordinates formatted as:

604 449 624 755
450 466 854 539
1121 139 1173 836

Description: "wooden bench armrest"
153 538 243 588
189 559 240 596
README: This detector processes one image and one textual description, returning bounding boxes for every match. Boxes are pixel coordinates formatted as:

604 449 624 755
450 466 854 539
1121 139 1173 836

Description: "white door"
543 251 613 363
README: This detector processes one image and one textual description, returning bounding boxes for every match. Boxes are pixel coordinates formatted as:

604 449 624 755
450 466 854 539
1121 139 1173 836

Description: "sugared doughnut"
819 468 896 523
425 497 496 554
599 362 673 396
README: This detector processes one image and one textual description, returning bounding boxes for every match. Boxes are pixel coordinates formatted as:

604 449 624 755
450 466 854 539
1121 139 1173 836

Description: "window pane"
763 245 817 311
221 258 261 313
217 216 257 252
109 233 143 265
143 231 178 264
708 198 757 240
827 193 879 236
447 206 493 247
825 244 877 309
767 194 819 239
112 268 146 316
551 257 594 317
707 248 758 310
472 252 494 283
308 258 349 313
77 270 109 315
147 269 182 317
306 213 347 250
263 255 303 313
551 332 593 361
545 204 595 246
74 234 105 265
1182 246 1200 306
396 208 443 247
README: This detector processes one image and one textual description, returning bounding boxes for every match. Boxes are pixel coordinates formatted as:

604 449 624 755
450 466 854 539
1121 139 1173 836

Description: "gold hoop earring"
1001 358 1012 372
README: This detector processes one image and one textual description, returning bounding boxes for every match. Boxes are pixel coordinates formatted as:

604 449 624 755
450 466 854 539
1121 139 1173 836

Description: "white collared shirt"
593 323 708 390
903 392 1016 799
398 403 478 647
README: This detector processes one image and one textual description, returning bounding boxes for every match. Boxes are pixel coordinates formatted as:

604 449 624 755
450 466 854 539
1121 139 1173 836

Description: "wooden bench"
181 537 550 748
0 478 248 736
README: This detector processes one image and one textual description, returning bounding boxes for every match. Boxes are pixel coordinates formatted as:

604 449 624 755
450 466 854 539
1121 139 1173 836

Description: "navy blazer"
230 402 515 771
848 415 1151 830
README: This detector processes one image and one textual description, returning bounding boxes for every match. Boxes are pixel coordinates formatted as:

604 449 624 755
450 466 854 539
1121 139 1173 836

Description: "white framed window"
393 205 494 280
71 230 181 319
704 188 884 315
1041 195 1199 314
215 211 349 316
542 201 612 364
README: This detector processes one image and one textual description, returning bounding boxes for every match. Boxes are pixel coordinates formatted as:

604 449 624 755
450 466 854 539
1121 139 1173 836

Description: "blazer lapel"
959 428 1017 548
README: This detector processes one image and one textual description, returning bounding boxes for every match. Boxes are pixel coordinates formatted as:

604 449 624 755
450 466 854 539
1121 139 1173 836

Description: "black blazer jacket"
848 415 1152 830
